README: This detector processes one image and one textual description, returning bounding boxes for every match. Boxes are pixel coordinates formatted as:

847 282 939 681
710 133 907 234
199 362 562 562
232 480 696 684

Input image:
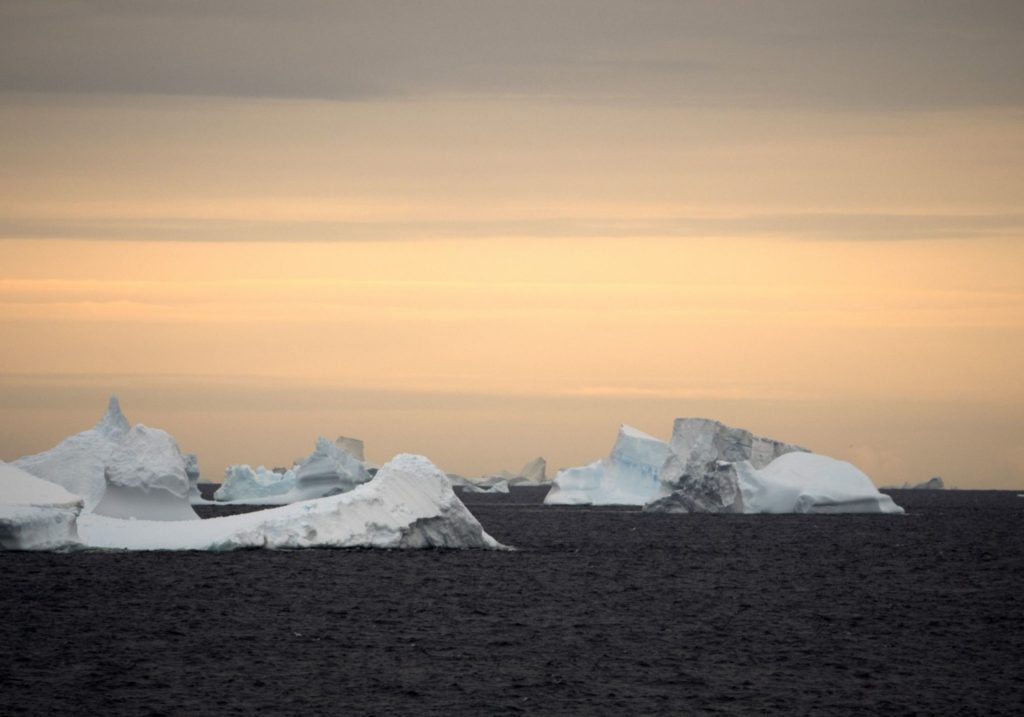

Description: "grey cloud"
0 1 1022 110
2 212 1022 243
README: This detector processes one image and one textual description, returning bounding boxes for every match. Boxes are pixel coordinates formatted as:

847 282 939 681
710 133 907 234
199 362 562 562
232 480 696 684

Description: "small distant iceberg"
215 436 372 505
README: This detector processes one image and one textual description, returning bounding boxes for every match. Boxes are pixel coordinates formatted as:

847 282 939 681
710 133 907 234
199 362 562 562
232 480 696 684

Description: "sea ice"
544 425 673 505
78 454 505 551
14 396 130 510
92 425 199 521
0 462 84 550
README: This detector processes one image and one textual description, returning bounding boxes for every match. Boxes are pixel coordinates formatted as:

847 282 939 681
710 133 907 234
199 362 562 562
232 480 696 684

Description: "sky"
1 1 1023 487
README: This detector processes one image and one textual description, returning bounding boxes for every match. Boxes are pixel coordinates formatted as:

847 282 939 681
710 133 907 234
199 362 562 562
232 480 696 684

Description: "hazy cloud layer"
2 1 1022 109
3 212 1023 243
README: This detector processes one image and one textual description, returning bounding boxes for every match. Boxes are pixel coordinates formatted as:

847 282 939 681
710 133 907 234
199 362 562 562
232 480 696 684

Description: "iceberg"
14 396 129 510
544 425 673 505
458 479 510 494
910 476 945 490
509 457 548 486
735 452 904 514
550 417 903 514
334 435 365 461
214 437 372 505
647 453 902 514
78 454 505 551
93 425 199 521
0 462 84 550
214 465 297 503
184 453 212 504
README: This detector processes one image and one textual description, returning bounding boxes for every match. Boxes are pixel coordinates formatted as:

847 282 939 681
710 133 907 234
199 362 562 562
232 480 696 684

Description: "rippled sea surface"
1 488 1022 715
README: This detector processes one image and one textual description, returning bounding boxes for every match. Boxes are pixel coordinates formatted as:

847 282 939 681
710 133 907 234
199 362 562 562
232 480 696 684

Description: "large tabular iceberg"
14 396 130 510
93 425 199 521
215 437 372 505
0 462 84 550
544 425 673 506
78 454 505 551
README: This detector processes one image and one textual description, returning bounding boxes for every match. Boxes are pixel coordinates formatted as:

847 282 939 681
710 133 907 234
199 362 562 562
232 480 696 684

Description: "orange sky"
2 4 1023 487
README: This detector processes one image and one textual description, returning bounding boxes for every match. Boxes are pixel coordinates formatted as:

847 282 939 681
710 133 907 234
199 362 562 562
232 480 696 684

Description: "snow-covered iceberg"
14 396 130 510
214 465 296 503
736 453 903 514
78 454 505 551
549 417 903 514
645 451 903 514
544 425 673 506
93 425 199 521
0 462 84 550
215 437 372 505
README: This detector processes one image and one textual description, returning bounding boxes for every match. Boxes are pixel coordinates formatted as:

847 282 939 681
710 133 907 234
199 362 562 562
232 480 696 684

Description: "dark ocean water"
1 488 1022 715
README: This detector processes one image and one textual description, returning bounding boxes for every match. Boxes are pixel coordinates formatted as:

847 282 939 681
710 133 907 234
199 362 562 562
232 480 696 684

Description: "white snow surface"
544 425 673 506
14 396 129 510
93 425 199 521
0 462 84 550
736 453 904 514
78 454 505 551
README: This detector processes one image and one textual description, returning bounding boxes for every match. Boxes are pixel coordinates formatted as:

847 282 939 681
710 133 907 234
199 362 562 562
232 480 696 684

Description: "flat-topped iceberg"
93 425 199 521
14 396 130 510
0 462 84 550
78 454 505 551
334 435 365 461
545 425 673 506
215 437 372 505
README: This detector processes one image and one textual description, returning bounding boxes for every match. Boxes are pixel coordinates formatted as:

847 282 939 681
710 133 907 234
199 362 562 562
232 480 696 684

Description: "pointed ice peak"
95 395 130 438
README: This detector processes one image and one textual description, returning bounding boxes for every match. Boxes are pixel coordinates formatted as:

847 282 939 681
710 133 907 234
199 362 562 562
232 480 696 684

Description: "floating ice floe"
0 462 84 550
93 425 199 521
78 454 505 551
14 396 130 510
548 417 903 514
215 436 372 505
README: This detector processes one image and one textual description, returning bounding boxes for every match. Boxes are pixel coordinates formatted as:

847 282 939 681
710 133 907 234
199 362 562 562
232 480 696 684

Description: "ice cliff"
0 462 84 550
